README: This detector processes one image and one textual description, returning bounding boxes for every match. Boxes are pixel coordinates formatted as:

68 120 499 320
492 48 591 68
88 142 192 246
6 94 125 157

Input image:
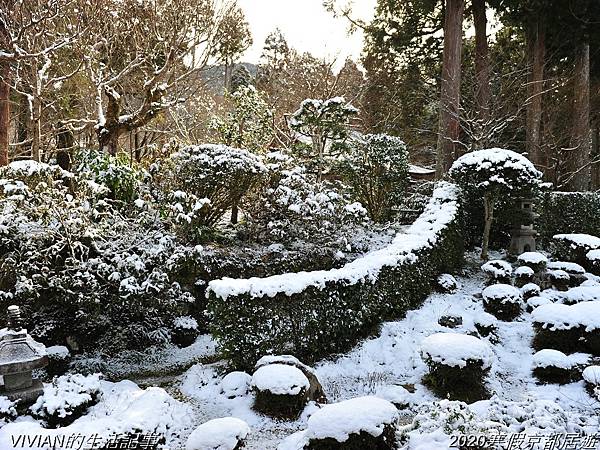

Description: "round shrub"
517 252 548 273
337 134 409 223
521 283 541 300
547 270 570 291
526 296 552 313
303 396 398 450
185 417 249 450
45 345 71 378
220 371 252 399
587 250 600 276
481 260 513 284
582 365 600 396
531 349 588 384
420 333 493 402
514 266 534 287
552 233 600 267
482 284 522 321
437 274 459 293
252 363 310 419
171 316 199 348
474 312 497 338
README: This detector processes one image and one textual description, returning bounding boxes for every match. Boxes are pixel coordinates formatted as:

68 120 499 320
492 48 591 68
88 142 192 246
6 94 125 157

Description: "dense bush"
536 192 600 244
243 151 368 243
207 183 463 370
156 144 267 228
338 134 409 222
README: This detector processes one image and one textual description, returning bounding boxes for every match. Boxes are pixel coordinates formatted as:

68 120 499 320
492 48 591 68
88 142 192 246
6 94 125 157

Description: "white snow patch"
185 417 249 450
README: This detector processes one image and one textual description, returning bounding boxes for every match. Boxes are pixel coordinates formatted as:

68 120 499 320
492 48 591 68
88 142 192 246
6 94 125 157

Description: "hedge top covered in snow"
515 266 534 277
305 396 398 442
547 261 586 274
583 366 600 385
517 252 548 266
420 332 493 369
587 250 600 262
185 417 250 450
553 234 600 250
532 301 600 331
563 286 600 304
208 182 459 300
251 363 309 395
482 284 522 304
532 349 589 369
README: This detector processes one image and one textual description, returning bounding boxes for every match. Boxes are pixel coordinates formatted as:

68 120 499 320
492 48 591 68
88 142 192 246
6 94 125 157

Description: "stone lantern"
508 197 538 255
0 306 48 403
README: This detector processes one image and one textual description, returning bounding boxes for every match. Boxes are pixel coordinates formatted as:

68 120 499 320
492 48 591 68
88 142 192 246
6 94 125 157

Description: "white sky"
237 0 377 66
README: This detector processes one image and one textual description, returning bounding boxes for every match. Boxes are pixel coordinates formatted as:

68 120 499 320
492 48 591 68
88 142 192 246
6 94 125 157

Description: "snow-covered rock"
220 372 252 399
185 417 250 450
420 333 493 369
251 364 309 396
582 366 600 385
305 396 398 442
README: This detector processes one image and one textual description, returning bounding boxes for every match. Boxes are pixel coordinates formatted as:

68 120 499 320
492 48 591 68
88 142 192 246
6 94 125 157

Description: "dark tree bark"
436 0 465 178
0 19 9 167
472 0 490 146
56 122 74 171
567 42 591 191
526 19 546 171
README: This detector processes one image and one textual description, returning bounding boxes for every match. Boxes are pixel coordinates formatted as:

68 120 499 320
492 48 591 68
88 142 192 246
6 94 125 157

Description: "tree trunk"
17 94 29 155
472 0 490 147
30 97 42 162
481 193 494 260
436 0 465 178
224 59 233 92
526 19 545 171
56 122 74 171
0 62 9 167
566 43 591 191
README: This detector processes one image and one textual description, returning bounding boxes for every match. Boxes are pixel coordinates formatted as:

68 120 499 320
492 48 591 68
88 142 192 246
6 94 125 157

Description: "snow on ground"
174 251 600 449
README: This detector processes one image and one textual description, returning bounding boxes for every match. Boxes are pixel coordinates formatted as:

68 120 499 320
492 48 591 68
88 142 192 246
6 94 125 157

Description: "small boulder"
186 417 249 450
438 314 462 329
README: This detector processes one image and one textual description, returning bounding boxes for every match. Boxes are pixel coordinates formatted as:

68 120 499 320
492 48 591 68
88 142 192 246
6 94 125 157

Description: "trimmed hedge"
536 192 600 244
207 183 464 370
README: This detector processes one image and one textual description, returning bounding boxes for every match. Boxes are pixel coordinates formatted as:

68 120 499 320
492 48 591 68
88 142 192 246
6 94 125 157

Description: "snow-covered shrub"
438 314 463 329
537 191 600 245
171 316 199 348
587 250 600 276
337 134 409 222
481 259 512 284
482 284 522 321
74 149 142 202
186 417 250 450
207 183 463 369
30 374 101 427
532 349 589 384
252 363 310 419
437 273 459 293
280 396 398 450
420 333 493 402
0 397 17 425
243 157 367 244
517 251 548 273
521 283 541 301
514 266 534 287
532 301 600 355
157 144 267 229
449 148 542 259
552 233 600 267
45 345 71 378
375 385 412 409
473 312 497 338
0 161 193 353
547 269 570 291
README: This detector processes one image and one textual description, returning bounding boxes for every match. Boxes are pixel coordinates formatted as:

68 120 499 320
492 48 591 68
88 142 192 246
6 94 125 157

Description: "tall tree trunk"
436 0 465 178
56 122 73 171
526 19 545 171
566 43 591 191
30 97 42 162
17 94 29 155
224 59 233 92
0 20 9 167
481 193 494 260
472 0 490 148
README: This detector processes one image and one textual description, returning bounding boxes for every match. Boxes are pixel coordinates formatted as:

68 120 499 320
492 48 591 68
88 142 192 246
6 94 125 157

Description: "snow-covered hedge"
537 191 600 244
207 182 463 369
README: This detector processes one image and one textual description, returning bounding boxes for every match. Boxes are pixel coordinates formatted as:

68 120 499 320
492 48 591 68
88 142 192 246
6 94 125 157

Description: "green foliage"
207 186 463 370
74 150 142 202
338 134 410 222
536 192 600 244
156 144 267 229
211 85 273 152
